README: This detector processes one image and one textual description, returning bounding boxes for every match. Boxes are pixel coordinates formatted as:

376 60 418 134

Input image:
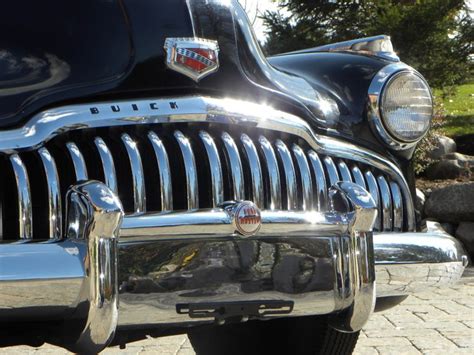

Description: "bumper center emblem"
228 201 262 237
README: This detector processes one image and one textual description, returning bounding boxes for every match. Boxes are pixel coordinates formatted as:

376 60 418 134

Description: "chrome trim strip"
241 134 264 208
38 148 62 239
148 131 173 211
324 156 340 186
94 137 118 194
276 139 297 210
0 96 415 230
364 171 381 231
390 181 403 231
120 209 348 240
175 130 198 210
199 131 224 207
66 142 88 181
377 175 393 231
308 150 327 211
9 155 33 239
221 132 244 201
258 136 282 210
337 161 353 182
293 144 313 211
121 133 146 213
351 166 366 190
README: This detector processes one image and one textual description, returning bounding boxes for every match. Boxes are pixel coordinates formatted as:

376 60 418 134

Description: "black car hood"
0 0 347 129
0 0 402 155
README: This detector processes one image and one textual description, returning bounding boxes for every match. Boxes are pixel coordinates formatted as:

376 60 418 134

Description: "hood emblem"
164 37 220 82
225 201 262 237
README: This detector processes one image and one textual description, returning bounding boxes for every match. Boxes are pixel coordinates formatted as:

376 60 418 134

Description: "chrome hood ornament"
164 37 220 82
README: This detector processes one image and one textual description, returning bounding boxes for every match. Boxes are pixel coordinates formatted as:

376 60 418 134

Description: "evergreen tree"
262 0 473 88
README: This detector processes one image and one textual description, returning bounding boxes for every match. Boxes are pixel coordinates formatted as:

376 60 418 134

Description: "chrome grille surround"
0 96 415 240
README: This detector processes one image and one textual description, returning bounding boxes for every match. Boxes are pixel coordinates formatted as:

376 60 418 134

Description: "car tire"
188 315 360 355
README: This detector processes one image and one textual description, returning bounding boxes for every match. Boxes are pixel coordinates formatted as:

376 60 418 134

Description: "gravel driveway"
4 269 473 354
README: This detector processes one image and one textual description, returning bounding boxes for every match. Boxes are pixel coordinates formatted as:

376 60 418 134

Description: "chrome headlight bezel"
368 63 433 150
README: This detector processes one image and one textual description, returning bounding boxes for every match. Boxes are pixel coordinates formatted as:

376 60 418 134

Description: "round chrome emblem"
233 201 262 237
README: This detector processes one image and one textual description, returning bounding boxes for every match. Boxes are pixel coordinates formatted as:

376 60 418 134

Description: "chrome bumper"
0 181 467 352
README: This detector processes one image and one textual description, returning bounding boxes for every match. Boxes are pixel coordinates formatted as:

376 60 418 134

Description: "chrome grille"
0 124 406 240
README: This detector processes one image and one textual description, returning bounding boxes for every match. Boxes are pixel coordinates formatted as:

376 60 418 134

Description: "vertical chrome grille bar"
199 131 224 207
258 136 282 210
94 137 118 194
38 148 62 239
364 170 381 231
377 175 393 231
351 165 366 190
390 181 403 231
275 139 297 210
221 132 244 201
10 154 33 239
308 150 327 211
292 144 313 211
66 142 88 181
337 161 352 182
121 133 146 213
148 131 173 211
241 134 264 208
175 130 199 210
324 157 340 186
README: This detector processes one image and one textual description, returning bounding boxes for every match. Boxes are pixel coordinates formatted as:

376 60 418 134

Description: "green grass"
435 83 474 137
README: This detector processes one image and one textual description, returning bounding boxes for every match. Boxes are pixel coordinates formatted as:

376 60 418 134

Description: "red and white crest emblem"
233 201 262 237
164 37 220 82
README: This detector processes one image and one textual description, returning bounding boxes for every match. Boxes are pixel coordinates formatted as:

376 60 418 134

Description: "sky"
240 0 279 42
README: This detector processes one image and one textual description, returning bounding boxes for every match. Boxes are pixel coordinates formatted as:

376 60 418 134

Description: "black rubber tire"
188 315 360 355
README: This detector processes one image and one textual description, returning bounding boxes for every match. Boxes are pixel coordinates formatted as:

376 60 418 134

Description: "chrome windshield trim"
0 96 415 230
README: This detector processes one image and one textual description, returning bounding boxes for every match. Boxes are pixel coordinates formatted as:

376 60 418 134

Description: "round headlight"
380 71 433 142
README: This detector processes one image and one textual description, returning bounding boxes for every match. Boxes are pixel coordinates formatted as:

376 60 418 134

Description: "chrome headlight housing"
369 64 433 150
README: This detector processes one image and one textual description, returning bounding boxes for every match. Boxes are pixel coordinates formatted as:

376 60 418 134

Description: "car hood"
0 0 378 134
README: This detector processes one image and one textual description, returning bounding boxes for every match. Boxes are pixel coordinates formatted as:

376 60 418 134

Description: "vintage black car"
0 0 468 354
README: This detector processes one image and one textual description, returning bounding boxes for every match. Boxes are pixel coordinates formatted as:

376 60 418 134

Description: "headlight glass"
380 71 433 142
